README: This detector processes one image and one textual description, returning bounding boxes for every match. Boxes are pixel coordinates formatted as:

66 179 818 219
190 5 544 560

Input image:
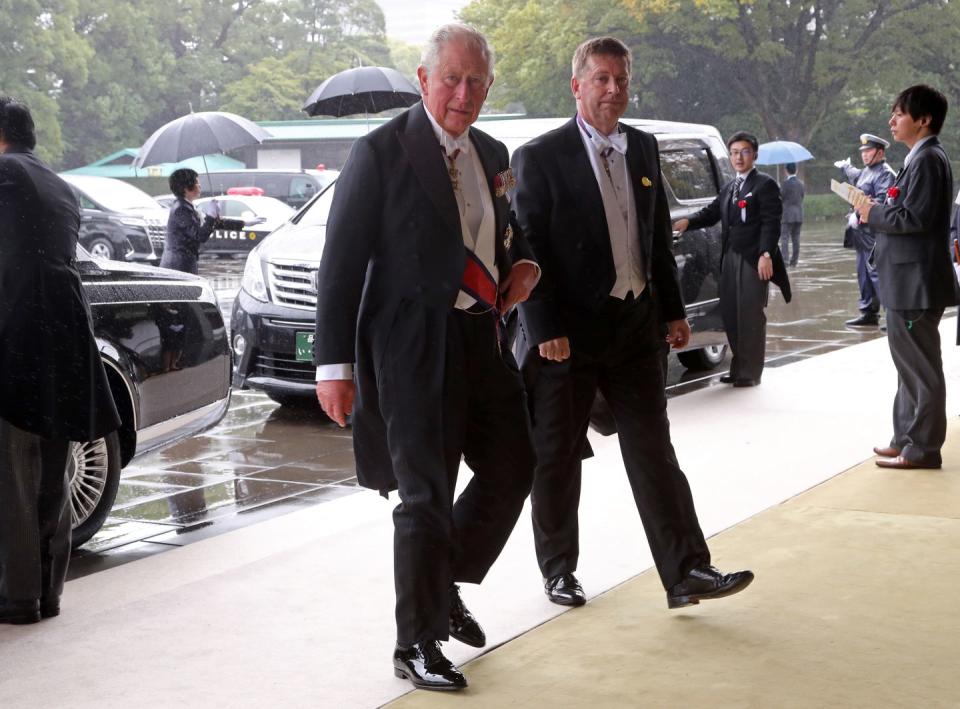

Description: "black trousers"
528 293 710 589
886 307 946 464
780 222 802 266
0 418 72 605
719 250 770 381
386 309 535 646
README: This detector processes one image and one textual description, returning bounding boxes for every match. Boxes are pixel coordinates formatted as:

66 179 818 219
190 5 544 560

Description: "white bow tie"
439 129 471 157
597 131 628 156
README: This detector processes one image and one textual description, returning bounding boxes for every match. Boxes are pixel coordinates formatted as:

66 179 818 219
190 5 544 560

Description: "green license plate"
295 331 315 362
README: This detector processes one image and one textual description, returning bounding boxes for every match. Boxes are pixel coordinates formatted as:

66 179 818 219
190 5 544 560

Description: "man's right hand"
539 336 571 362
316 379 355 427
834 157 851 169
673 218 690 234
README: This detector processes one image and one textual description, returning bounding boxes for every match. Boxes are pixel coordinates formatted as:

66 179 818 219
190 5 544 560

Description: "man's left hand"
854 200 874 224
500 262 539 310
665 319 691 349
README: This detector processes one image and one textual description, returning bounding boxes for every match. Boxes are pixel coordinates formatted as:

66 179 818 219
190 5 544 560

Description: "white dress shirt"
903 134 935 169
576 115 646 299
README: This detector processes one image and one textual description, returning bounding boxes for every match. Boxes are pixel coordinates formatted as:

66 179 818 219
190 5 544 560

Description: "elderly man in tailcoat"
312 24 539 691
0 97 120 625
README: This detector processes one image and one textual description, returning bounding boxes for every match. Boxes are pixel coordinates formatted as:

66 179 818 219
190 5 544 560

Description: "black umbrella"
303 66 420 117
134 111 271 169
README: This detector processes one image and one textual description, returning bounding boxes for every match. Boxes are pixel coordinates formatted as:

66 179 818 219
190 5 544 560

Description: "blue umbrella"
757 140 814 165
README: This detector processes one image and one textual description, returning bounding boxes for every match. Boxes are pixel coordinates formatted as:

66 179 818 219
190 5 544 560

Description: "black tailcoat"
0 147 119 441
313 102 534 494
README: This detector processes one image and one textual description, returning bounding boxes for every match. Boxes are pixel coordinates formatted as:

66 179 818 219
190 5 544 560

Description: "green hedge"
804 193 850 222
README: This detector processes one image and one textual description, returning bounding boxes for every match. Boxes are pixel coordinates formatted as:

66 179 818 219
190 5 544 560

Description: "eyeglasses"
729 149 754 158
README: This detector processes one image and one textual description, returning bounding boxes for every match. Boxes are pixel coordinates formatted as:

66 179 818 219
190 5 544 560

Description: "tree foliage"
462 0 959 178
1 0 396 168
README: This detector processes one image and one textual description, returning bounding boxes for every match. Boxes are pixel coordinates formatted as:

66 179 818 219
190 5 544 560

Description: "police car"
195 189 295 257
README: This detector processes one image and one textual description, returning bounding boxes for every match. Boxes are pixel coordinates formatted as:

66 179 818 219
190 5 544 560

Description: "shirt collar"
576 114 627 155
736 168 756 180
904 134 935 167
424 105 471 156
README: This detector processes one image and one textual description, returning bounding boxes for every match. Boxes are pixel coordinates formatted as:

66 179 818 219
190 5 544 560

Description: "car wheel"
69 431 122 549
87 237 115 260
676 344 728 371
265 391 333 421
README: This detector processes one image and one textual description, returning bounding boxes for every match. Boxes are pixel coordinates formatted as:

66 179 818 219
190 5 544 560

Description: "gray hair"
572 37 632 78
420 23 495 83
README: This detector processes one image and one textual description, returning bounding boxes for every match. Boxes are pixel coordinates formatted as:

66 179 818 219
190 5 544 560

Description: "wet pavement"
69 218 896 578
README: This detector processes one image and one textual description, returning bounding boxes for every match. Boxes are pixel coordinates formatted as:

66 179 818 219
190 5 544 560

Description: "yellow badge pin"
641 176 653 187
504 224 514 250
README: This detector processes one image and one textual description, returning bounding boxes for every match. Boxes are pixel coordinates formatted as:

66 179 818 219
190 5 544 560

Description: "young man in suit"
511 36 753 612
674 131 791 387
0 97 120 624
313 24 539 691
855 85 958 470
779 162 804 267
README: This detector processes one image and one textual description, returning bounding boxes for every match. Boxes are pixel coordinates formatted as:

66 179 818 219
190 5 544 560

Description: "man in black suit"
779 162 804 267
313 24 539 691
0 97 120 624
511 37 753 612
675 131 791 386
854 85 958 469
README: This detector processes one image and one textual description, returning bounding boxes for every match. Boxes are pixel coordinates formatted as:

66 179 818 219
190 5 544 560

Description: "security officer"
835 133 897 327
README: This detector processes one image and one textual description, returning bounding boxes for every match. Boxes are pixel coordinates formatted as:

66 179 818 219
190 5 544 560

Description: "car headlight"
241 249 268 302
119 216 147 229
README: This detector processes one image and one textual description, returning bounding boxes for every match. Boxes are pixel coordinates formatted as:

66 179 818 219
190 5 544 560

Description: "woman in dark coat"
160 168 241 274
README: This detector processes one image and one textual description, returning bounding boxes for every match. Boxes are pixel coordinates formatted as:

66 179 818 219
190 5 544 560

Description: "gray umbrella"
134 111 271 169
303 66 420 117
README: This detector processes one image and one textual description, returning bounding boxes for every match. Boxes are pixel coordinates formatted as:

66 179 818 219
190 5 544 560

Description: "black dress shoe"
667 565 754 609
0 599 41 625
732 378 759 387
448 584 485 647
544 572 586 607
40 597 60 619
719 374 735 384
393 641 467 691
845 313 879 327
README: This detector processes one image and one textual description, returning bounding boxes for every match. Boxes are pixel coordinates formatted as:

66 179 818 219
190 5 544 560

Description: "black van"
199 169 339 210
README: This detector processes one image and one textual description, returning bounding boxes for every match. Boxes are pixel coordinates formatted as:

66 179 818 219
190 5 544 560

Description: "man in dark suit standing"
855 85 958 469
675 131 791 387
511 37 753 612
313 24 539 691
0 97 120 624
779 162 805 267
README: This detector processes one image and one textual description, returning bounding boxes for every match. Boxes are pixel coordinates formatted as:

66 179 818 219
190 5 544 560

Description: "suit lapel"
470 130 506 259
720 179 733 226
624 126 653 256
396 102 461 237
559 118 613 259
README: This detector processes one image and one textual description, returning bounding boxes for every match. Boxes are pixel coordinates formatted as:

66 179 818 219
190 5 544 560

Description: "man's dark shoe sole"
393 666 466 691
668 571 755 609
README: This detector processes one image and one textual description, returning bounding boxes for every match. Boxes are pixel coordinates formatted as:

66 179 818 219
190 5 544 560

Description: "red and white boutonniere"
886 186 901 202
493 168 516 198
738 193 752 221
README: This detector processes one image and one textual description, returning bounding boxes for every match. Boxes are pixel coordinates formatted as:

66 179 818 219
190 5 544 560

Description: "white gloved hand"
834 157 851 169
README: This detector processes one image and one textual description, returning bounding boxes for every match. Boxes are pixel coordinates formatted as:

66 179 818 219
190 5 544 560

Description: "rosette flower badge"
886 185 901 204
738 194 751 222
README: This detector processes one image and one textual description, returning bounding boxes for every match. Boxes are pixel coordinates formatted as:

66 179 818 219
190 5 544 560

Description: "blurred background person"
779 162 804 267
0 96 120 624
835 134 896 328
160 168 243 274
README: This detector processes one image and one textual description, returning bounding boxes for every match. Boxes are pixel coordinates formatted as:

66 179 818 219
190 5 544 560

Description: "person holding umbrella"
160 167 243 274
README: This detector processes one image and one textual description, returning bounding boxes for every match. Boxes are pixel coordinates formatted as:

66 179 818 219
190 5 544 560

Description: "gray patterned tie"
732 175 744 203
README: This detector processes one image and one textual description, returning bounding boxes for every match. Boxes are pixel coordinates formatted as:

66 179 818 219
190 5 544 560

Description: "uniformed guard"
834 133 897 327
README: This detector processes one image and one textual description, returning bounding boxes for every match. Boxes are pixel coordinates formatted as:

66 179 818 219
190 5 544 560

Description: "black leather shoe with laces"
544 572 586 606
448 584 485 647
667 565 754 609
393 641 467 691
